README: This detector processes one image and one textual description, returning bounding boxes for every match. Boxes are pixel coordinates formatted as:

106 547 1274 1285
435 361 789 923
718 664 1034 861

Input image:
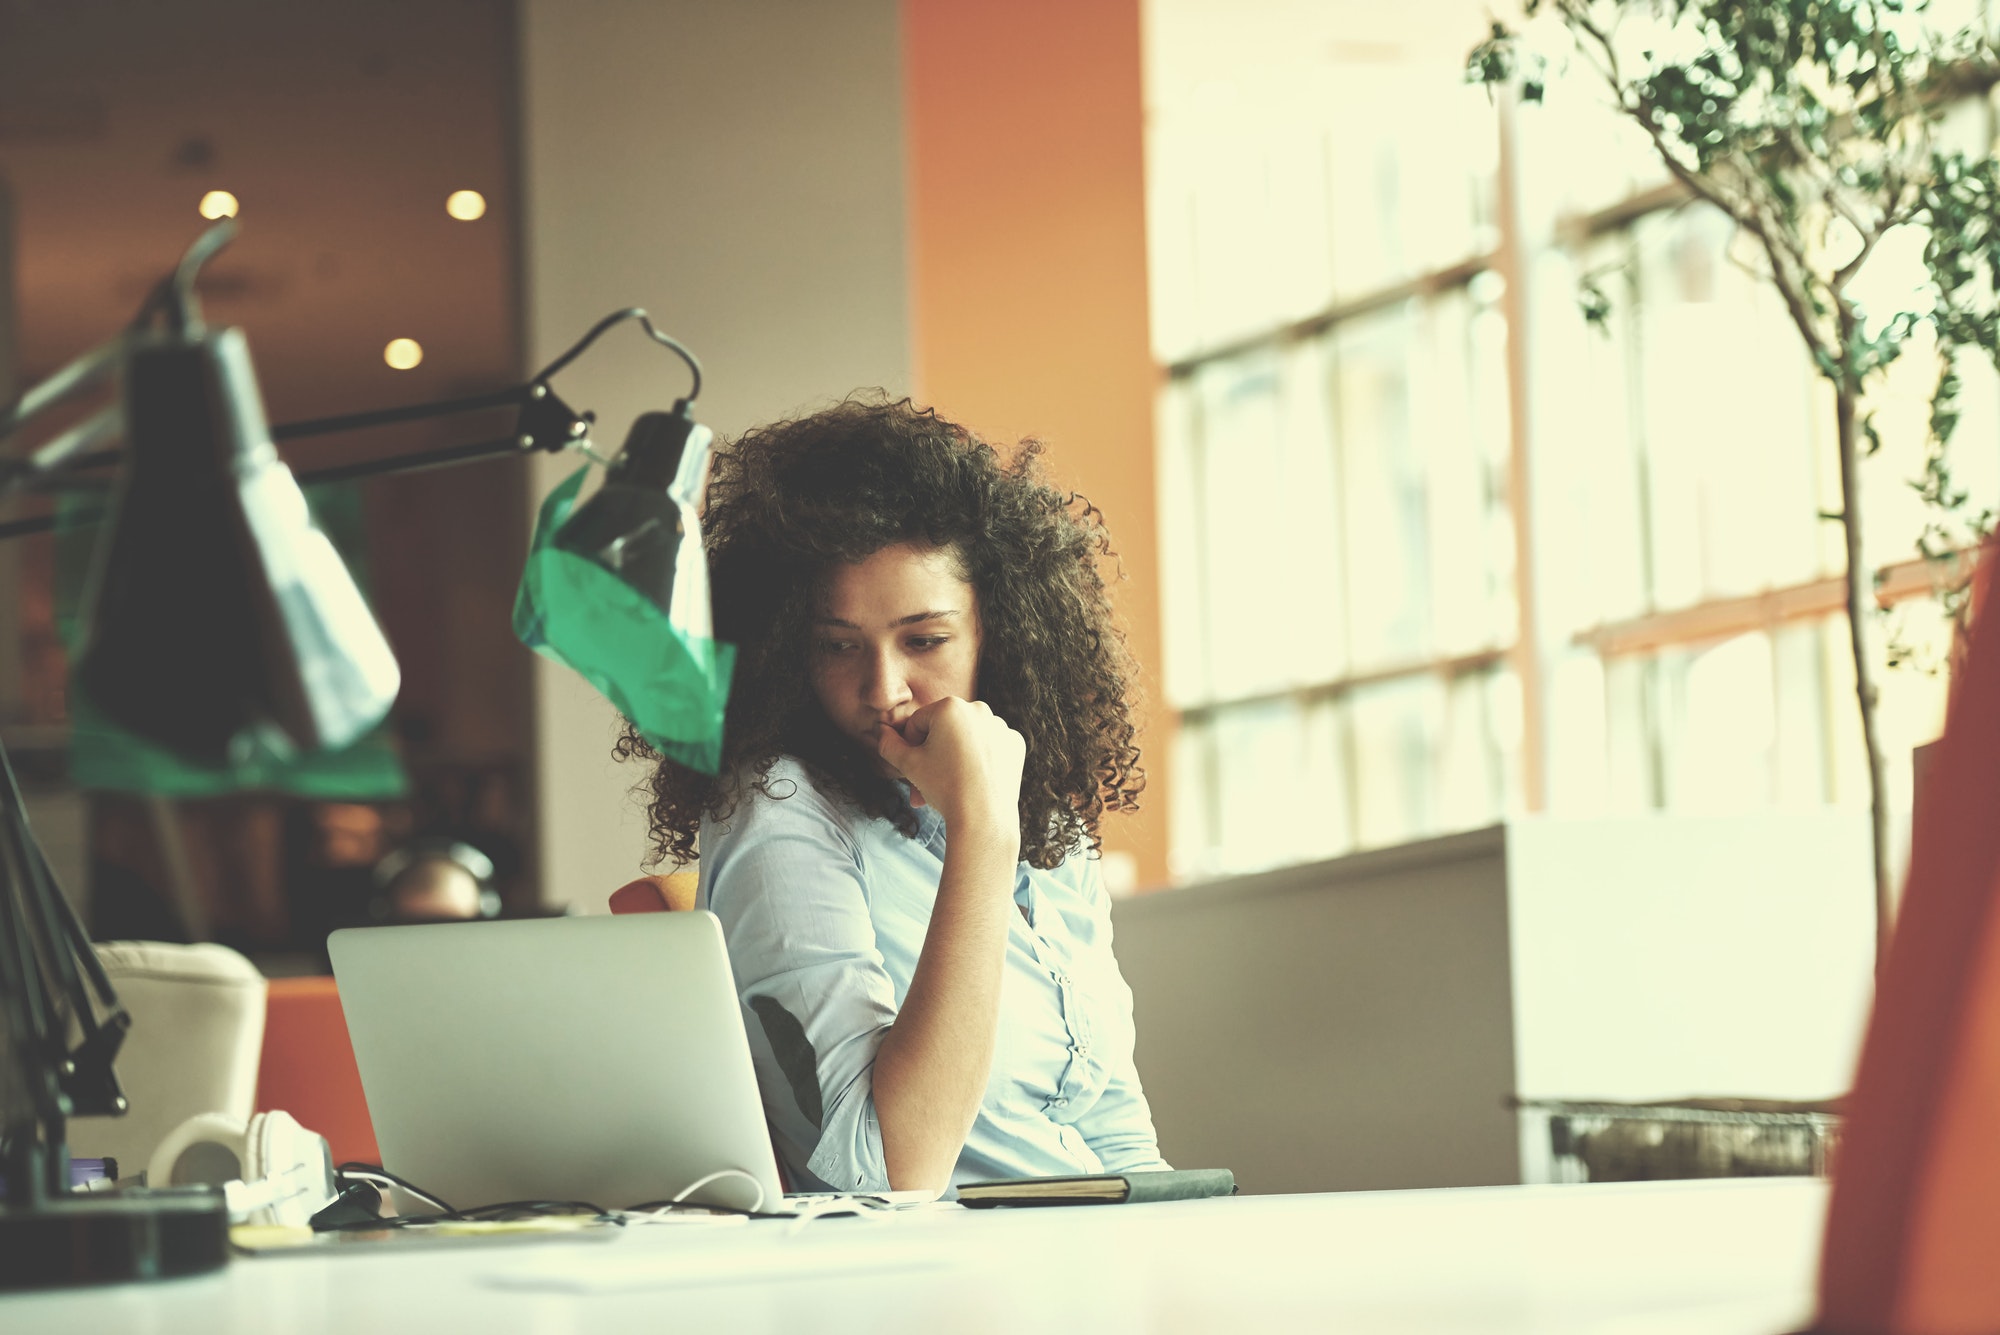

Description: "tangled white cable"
620 1167 767 1224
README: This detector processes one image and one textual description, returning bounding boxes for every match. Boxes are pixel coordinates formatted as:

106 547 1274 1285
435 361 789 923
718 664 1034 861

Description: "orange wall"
903 0 1169 888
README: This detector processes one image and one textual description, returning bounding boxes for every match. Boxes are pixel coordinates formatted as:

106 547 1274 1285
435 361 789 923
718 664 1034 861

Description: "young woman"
617 397 1168 1194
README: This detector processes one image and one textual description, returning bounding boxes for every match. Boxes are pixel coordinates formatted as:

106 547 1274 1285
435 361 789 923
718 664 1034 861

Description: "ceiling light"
198 191 239 220
383 338 423 370
445 190 487 221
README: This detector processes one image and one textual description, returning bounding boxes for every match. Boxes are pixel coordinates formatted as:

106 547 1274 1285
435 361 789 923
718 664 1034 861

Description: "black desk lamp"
74 224 402 764
0 220 724 1288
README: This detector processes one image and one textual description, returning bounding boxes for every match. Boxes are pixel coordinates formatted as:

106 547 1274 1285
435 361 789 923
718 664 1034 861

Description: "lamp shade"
514 402 733 773
552 406 711 614
73 327 400 764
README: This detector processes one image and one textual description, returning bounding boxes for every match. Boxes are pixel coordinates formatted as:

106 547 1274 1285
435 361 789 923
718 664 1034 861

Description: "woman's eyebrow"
812 610 961 629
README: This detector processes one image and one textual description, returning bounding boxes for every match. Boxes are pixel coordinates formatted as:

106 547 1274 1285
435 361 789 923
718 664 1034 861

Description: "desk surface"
5 1178 1827 1334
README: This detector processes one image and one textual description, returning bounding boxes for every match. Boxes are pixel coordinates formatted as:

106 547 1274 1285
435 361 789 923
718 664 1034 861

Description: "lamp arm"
2 286 699 524
0 430 562 543
165 220 234 336
0 304 706 539
291 433 543 487
0 339 126 461
0 816 58 1090
0 218 237 473
1 218 241 451
531 307 703 403
270 384 531 442
0 759 85 1204
0 733 128 1103
274 304 706 442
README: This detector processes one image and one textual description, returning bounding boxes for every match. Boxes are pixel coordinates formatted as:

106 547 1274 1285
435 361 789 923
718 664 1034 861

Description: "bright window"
1146 0 1982 882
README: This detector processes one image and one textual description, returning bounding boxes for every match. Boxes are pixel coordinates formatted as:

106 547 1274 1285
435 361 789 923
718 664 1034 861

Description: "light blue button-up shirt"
698 756 1170 1192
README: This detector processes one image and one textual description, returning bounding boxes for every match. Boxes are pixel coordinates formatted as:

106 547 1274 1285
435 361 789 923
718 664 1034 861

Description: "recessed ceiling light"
445 189 487 221
198 190 239 220
383 338 424 370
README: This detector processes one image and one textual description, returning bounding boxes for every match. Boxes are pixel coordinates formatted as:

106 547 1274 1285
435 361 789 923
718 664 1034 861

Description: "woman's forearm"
871 818 1018 1192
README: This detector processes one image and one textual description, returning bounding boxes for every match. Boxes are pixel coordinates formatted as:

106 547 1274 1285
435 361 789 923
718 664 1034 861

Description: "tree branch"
1563 1 1838 371
1832 221 1889 295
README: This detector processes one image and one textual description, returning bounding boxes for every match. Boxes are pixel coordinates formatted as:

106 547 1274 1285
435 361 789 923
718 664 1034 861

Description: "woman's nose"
861 650 911 712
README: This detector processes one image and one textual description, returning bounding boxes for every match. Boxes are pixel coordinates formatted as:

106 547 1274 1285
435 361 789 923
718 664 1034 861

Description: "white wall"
1505 811 1876 1103
518 0 911 906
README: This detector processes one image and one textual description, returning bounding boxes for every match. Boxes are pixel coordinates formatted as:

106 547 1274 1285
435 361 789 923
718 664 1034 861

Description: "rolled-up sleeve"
701 776 897 1191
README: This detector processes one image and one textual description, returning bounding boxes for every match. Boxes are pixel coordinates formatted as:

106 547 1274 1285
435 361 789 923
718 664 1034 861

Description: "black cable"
335 1162 454 1214
324 1161 783 1232
330 1162 620 1231
452 1199 613 1220
531 307 703 403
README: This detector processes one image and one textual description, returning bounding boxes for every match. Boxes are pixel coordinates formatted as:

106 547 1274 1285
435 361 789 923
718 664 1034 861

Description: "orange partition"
1815 545 2000 1333
902 0 1169 888
254 975 379 1166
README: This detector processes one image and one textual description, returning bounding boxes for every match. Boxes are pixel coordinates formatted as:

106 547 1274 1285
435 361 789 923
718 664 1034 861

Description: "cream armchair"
67 941 267 1178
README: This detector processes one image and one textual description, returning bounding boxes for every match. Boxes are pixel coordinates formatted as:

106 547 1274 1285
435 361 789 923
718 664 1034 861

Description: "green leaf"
1579 276 1615 331
1861 414 1884 457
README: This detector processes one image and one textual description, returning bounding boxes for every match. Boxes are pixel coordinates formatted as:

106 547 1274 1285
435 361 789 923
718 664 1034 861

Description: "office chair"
607 871 792 1193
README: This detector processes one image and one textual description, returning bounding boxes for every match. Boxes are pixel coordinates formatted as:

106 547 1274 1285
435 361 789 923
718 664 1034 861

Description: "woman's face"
810 542 983 755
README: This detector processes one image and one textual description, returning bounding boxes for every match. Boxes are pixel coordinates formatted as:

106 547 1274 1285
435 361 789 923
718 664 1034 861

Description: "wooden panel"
1816 546 2000 1331
903 0 1169 888
256 975 378 1166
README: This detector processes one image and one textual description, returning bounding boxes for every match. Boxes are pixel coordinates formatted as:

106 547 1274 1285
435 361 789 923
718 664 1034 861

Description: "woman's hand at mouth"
874 698 1024 844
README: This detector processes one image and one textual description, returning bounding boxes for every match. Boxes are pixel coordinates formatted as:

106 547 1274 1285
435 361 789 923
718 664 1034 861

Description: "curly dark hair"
613 394 1145 870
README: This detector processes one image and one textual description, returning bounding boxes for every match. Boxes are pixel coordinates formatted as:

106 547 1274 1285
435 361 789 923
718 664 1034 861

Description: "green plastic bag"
55 484 409 799
513 466 734 774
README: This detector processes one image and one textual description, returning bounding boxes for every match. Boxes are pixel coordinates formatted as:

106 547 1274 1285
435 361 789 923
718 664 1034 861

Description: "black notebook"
956 1168 1236 1208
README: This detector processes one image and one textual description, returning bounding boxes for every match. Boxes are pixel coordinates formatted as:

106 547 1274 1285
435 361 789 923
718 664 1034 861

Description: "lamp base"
0 1187 230 1290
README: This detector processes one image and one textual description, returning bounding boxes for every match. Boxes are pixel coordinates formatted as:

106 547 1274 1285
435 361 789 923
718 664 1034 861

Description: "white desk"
4 1178 1827 1334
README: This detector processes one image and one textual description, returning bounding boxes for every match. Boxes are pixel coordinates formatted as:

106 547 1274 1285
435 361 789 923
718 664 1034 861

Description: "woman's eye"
907 636 949 651
817 639 857 655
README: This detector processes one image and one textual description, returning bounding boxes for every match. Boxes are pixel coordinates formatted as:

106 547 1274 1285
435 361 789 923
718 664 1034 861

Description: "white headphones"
148 1110 337 1228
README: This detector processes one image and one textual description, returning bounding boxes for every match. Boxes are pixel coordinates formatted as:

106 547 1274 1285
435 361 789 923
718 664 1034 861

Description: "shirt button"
1053 1098 1068 1108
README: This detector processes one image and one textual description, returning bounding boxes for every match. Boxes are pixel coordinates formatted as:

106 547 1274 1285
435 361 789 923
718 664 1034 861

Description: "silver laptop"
328 913 783 1213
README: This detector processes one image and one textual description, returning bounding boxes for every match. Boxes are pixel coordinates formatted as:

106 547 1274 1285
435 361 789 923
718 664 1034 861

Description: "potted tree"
1471 0 2000 970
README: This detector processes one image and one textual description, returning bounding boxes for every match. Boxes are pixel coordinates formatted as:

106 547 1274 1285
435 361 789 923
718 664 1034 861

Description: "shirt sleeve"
1069 857 1174 1174
700 772 896 1192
